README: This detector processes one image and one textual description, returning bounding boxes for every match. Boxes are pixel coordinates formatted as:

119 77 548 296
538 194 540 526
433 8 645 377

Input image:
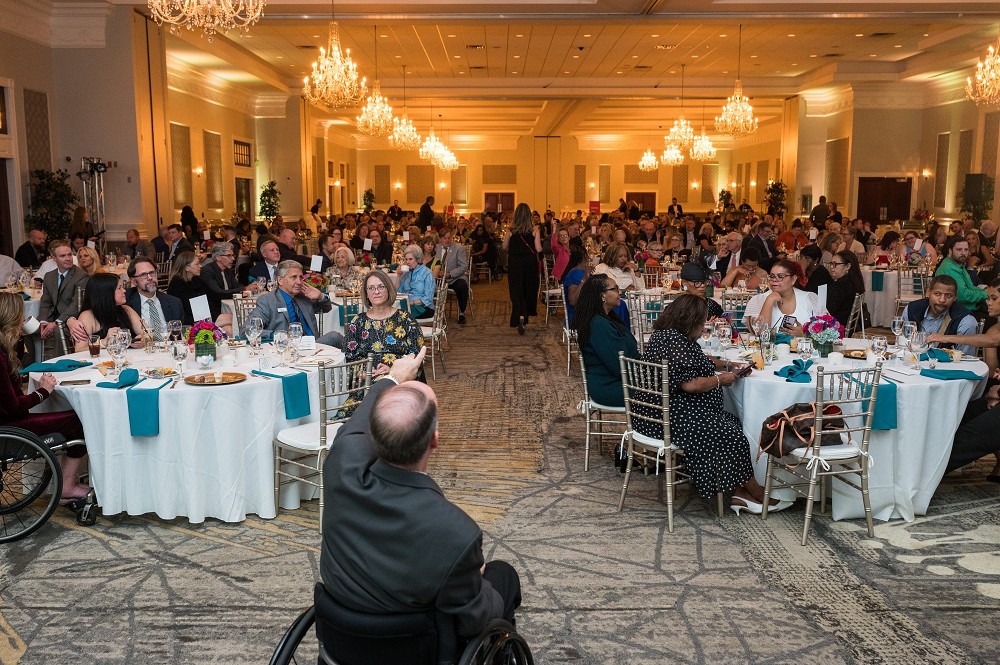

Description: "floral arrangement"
358 253 374 268
912 202 933 222
302 271 329 291
803 314 844 344
188 320 225 345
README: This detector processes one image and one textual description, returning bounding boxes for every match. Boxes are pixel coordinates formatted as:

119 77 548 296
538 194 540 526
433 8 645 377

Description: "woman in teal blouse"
572 274 639 406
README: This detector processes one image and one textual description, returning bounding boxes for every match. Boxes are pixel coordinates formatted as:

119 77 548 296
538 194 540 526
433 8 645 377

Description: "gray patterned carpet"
3 280 1000 664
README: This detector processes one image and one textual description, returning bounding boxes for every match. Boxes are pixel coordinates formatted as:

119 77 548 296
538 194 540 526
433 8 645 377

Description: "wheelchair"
0 426 97 543
269 583 533 665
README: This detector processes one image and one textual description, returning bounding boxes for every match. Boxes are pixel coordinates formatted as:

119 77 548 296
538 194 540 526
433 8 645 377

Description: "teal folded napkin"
251 369 311 419
775 332 793 345
774 359 813 383
919 369 985 381
19 358 93 374
126 379 171 437
20 292 30 301
919 348 952 363
96 367 141 389
858 379 897 430
871 271 885 292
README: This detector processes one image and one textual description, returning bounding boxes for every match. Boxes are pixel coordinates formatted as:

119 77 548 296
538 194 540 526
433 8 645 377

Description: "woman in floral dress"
344 270 425 383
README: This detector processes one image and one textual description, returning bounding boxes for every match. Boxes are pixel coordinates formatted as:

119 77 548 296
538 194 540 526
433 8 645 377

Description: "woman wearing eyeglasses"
344 270 425 382
742 259 822 336
825 250 866 329
571 274 638 408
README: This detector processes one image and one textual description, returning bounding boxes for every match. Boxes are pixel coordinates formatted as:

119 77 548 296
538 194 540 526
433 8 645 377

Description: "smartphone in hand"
735 364 754 378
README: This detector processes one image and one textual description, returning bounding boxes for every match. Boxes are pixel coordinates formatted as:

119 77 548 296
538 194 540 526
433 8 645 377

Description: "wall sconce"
589 182 596 189
333 179 342 187
750 180 757 187
691 182 699 189
730 181 737 188
193 167 204 178
394 181 402 190
921 169 932 179
438 182 446 190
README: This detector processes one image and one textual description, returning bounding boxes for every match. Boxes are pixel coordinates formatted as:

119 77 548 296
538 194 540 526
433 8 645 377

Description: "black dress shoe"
458 314 466 324
517 316 525 335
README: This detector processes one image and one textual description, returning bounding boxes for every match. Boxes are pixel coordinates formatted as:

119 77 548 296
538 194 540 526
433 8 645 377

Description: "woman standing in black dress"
503 203 542 334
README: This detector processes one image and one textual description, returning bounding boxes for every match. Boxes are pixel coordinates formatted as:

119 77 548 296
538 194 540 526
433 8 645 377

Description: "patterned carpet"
2 280 1000 664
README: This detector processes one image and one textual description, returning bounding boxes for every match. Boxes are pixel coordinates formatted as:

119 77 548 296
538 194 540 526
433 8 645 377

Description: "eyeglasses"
768 273 791 281
686 281 706 287
366 284 387 292
134 270 157 280
828 261 847 267
603 285 620 292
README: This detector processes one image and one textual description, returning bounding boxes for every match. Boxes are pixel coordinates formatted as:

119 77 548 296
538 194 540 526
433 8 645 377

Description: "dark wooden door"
484 192 515 215
856 177 912 226
235 177 252 220
625 191 657 216
0 159 11 257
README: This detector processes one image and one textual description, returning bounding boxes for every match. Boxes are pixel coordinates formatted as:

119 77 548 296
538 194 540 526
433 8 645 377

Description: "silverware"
881 375 900 384
170 378 180 389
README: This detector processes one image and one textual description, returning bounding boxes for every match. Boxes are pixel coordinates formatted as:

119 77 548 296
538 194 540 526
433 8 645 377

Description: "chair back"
976 319 986 359
156 259 172 290
810 362 884 457
231 293 259 334
313 583 442 665
644 264 668 288
624 290 668 352
618 353 671 446
317 355 373 449
845 292 865 338
75 283 86 313
335 294 365 328
896 267 927 300
721 292 754 333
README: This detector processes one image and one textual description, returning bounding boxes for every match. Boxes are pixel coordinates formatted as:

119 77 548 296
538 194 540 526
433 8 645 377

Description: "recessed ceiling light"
923 33 929 37
669 70 675 73
787 34 795 37
809 54 817 58
312 34 320 38
511 71 518 74
791 62 798 66
583 34 591 38
395 55 401 58
855 33 864 37
651 34 659 38
573 55 579 59
894 44 902 48
277 56 283 59
719 34 727 37
380 34 388 38
750 55 757 58
447 34 456 38
513 55 520 59
459 71 465 74
515 34 523 37
453 55 461 59
563 70 569 74
691 55 697 58
722 70 728 74
869 54 877 57
616 70 623 74
632 55 639 58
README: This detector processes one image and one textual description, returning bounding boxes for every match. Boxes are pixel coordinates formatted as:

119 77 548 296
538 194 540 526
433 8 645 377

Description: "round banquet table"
861 268 899 327
719 338 988 522
29 343 344 523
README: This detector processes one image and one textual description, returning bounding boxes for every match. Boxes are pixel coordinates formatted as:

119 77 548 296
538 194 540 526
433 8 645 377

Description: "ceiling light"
855 33 864 37
573 55 579 59
651 34 659 38
583 34 591 37
514 55 520 58
638 148 659 172
668 64 695 148
660 143 684 166
356 26 393 138
967 32 1000 106
388 67 421 150
447 34 456 37
787 34 795 37
715 25 759 138
147 0 265 39
380 34 387 38
303 10 368 109
895 44 902 48
516 34 523 37
810 54 817 58
453 55 461 59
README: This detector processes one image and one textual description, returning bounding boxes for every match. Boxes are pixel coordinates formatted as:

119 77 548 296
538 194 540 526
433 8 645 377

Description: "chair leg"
316 450 324 534
583 408 592 472
860 466 875 537
801 467 821 546
819 475 828 514
716 492 724 518
665 453 675 533
273 444 281 517
761 456 774 520
617 444 635 511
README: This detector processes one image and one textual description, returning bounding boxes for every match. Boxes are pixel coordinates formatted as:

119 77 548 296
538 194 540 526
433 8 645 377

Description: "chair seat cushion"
420 326 443 338
276 422 343 450
786 438 861 461
589 400 626 413
630 430 678 450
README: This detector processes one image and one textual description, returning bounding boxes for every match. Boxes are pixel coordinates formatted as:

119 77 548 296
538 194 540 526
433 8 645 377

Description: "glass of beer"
88 335 101 358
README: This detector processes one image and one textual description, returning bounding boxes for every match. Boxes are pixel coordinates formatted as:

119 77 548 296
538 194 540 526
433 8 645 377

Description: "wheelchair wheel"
459 619 534 665
0 426 62 543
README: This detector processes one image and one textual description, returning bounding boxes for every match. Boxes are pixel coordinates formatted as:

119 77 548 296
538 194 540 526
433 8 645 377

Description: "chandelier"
966 33 1000 106
147 0 265 38
690 131 717 162
660 142 684 166
667 65 695 147
388 67 422 149
357 81 394 137
715 25 759 137
638 148 659 172
419 127 444 162
303 3 367 110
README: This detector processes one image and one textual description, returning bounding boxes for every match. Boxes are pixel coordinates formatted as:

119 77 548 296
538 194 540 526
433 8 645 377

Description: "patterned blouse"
344 308 425 381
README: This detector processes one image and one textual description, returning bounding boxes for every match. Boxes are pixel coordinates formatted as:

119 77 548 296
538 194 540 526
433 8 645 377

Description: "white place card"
298 335 316 351
817 284 828 311
809 228 819 240
203 230 211 240
363 238 373 251
912 238 922 251
190 295 212 322
402 231 410 241
310 255 324 272
87 240 96 249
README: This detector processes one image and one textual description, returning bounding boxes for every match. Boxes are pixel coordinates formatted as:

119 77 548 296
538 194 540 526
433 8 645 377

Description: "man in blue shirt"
247 260 343 348
903 274 977 356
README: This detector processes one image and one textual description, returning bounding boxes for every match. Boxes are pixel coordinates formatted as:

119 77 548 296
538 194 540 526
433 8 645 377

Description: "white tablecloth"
720 339 988 521
861 269 898 327
31 344 345 523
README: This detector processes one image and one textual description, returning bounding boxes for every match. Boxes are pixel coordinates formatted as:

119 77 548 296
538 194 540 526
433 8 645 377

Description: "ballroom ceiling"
156 0 1000 149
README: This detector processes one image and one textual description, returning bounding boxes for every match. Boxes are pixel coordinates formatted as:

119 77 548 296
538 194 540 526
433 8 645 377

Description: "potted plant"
763 180 788 217
362 188 375 213
718 189 735 212
259 180 281 222
803 314 845 358
24 169 80 240
188 321 226 362
958 175 994 224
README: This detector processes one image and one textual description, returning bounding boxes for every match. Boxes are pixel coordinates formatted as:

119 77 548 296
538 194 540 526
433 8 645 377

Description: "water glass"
168 320 182 343
171 341 188 376
909 331 928 368
288 322 304 349
245 317 264 355
798 337 813 360
273 331 289 366
902 321 917 344
890 316 904 338
871 335 888 360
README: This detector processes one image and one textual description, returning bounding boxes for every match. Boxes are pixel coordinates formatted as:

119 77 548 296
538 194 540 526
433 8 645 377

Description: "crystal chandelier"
715 25 759 137
638 148 659 172
303 3 367 109
690 131 717 162
357 81 394 137
147 0 265 38
667 65 695 148
966 33 1000 106
660 142 684 166
419 128 447 164
388 67 421 150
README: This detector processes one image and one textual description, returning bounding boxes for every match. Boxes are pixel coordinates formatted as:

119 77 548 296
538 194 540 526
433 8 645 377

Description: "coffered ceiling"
156 0 1000 149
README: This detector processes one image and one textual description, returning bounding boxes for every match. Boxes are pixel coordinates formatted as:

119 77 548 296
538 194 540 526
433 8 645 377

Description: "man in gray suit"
320 348 520 649
247 260 343 348
37 240 89 340
121 228 156 261
201 242 255 300
438 230 469 324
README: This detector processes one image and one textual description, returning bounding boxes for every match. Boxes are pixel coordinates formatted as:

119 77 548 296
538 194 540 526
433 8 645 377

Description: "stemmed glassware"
171 341 188 376
167 320 182 343
5 274 15 291
715 321 732 352
272 331 289 366
798 337 814 360
106 331 129 378
288 322 303 362
245 317 263 355
909 331 928 368
871 335 888 361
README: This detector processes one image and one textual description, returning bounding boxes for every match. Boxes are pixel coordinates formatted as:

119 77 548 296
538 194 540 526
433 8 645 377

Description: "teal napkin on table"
860 379 897 430
919 369 985 381
19 358 93 374
774 332 793 345
774 359 813 383
871 271 885 292
252 369 311 420
919 348 952 363
126 379 171 437
96 368 141 389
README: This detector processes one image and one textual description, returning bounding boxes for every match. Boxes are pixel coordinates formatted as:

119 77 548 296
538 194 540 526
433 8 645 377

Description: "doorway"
625 191 657 217
235 178 252 220
484 192 515 216
0 160 12 256
856 177 912 226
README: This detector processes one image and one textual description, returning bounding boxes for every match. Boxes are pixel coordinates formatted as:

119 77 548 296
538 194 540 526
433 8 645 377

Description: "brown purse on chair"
757 403 846 459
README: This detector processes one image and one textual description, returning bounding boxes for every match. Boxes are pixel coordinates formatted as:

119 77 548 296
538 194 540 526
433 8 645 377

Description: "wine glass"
273 331 289 366
909 331 928 368
167 320 182 343
171 341 188 376
5 274 15 291
890 316 904 340
245 317 263 355
717 324 733 352
288 322 303 346
798 337 813 360
871 335 888 360
107 333 128 378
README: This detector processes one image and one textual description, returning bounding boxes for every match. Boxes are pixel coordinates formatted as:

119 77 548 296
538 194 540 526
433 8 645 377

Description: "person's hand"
301 283 323 301
373 363 391 376
718 371 738 387
39 321 56 338
66 317 88 343
926 333 945 345
503 230 511 242
38 372 56 393
781 322 805 337
389 347 427 383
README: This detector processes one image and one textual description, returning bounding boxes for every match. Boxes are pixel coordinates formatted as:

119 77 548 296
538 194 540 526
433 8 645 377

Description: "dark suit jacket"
320 379 504 639
247 289 331 337
278 243 311 269
121 240 156 261
38 266 89 322
15 242 47 269
151 236 168 257
668 204 684 217
248 261 279 283
201 260 244 299
167 238 195 260
125 287 184 324
746 235 778 268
